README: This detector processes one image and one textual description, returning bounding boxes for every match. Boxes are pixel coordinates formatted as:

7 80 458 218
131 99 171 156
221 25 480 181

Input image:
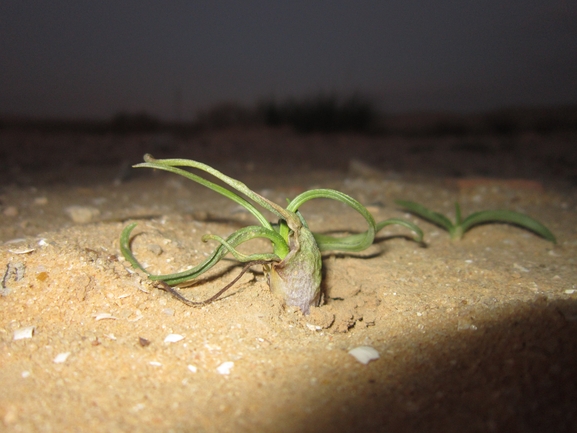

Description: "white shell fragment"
187 365 198 373
348 346 380 365
53 352 71 363
13 326 35 340
94 313 117 321
8 247 35 255
164 334 184 343
216 361 234 375
305 323 322 331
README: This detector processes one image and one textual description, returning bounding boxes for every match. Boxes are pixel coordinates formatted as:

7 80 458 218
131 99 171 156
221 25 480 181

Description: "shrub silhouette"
258 93 378 134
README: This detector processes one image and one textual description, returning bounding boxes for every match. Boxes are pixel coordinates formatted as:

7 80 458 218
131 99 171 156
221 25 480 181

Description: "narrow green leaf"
119 222 146 272
202 234 280 262
376 218 424 243
135 158 273 230
454 202 462 226
460 210 556 243
395 200 455 231
138 155 300 228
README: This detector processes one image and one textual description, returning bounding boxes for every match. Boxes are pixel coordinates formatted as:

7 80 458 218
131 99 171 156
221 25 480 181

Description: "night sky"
1 1 576 120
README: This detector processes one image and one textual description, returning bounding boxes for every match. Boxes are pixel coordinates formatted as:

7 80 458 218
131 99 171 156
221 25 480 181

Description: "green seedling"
395 200 556 243
121 155 423 314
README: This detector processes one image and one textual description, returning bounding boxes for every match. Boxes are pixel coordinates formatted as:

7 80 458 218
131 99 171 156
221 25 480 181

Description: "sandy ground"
1 129 577 432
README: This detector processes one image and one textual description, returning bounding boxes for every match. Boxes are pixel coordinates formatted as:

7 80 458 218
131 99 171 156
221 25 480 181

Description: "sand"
1 129 576 432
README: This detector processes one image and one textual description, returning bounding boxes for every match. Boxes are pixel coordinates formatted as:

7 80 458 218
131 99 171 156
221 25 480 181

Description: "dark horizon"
1 1 576 120
2 100 576 139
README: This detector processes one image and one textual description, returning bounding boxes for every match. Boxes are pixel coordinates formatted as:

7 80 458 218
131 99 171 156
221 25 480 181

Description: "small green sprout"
395 200 556 243
120 155 423 314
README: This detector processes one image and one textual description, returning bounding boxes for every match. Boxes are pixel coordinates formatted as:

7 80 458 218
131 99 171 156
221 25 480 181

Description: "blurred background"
1 1 576 184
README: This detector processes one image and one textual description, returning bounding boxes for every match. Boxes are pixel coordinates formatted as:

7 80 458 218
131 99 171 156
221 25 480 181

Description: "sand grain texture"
1 130 576 432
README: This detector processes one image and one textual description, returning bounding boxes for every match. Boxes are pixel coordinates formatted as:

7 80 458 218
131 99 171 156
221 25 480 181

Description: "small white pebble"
131 403 146 412
217 361 234 375
187 365 198 373
37 239 49 247
164 334 184 343
149 361 162 366
13 326 35 340
348 346 380 365
565 289 576 294
53 352 71 364
21 371 31 378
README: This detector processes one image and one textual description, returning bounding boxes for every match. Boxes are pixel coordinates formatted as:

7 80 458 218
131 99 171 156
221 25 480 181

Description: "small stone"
147 244 163 256
362 310 377 325
365 205 381 214
348 159 384 178
138 337 151 347
307 307 335 329
65 206 100 223
193 211 209 221
33 197 48 206
3 206 18 217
